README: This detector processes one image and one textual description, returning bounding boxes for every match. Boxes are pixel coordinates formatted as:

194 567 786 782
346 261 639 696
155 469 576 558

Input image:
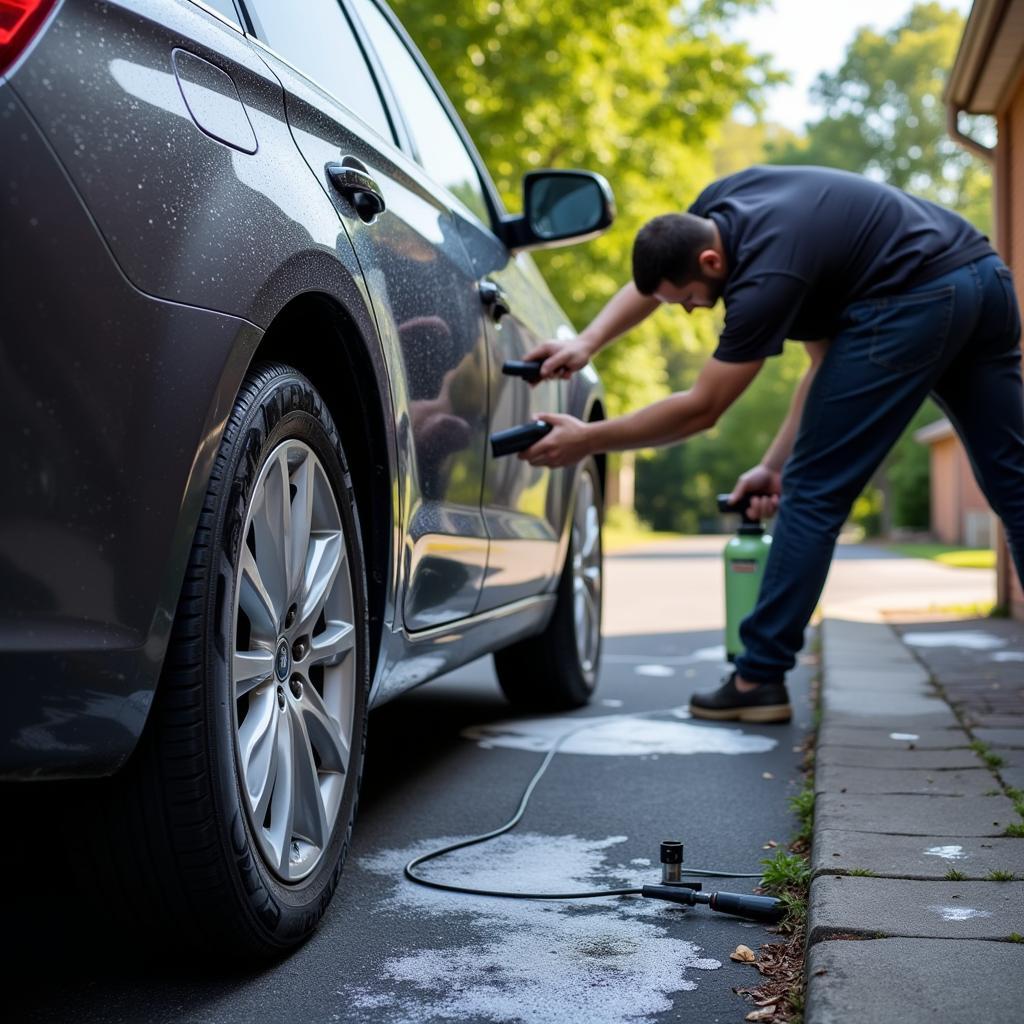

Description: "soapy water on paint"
923 845 967 861
991 651 1024 662
342 833 722 1024
902 631 1006 650
461 707 777 757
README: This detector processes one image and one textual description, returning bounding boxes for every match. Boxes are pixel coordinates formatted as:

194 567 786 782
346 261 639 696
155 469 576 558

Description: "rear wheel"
74 364 370 957
493 457 603 709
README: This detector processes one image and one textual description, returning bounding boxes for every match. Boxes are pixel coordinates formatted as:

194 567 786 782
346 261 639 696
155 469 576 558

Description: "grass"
761 849 811 889
846 868 877 877
886 543 996 569
986 870 1016 881
789 787 816 845
970 740 1007 770
601 509 685 554
944 868 967 881
1009 933 1024 943
1005 823 1024 838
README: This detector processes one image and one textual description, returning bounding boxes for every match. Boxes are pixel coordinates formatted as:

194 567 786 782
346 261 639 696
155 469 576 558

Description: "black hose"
404 708 765 901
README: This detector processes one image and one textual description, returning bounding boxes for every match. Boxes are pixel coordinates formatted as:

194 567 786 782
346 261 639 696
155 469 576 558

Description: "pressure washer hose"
403 707 783 922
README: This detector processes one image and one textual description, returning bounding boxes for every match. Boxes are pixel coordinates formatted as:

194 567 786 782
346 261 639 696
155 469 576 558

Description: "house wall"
929 437 991 545
1002 78 1024 617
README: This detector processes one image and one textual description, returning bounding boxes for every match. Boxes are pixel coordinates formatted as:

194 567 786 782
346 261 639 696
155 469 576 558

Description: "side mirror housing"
501 170 615 251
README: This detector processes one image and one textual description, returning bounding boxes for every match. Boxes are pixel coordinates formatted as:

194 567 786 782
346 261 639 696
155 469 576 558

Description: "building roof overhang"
946 0 1024 115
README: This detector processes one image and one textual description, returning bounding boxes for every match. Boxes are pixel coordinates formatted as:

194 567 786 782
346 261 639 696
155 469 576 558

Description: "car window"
244 0 393 141
350 0 491 225
195 0 240 24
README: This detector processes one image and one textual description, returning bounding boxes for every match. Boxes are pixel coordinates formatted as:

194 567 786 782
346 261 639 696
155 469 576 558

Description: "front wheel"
494 457 603 709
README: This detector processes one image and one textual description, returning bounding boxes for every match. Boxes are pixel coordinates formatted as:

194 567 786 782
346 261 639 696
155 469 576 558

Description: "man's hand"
519 413 592 468
729 464 782 521
523 338 593 382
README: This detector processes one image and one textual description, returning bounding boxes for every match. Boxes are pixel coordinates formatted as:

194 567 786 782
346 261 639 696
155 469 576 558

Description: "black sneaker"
690 672 792 723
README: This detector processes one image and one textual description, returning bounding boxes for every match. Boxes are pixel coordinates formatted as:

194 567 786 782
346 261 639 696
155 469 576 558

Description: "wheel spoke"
252 452 290 621
234 648 275 698
581 505 600 561
291 708 330 849
238 692 278 817
267 706 296 875
297 533 345 635
300 683 350 776
288 453 314 603
239 546 280 641
309 620 356 668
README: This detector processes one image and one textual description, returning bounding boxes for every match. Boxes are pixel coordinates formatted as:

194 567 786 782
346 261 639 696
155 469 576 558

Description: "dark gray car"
1 0 612 955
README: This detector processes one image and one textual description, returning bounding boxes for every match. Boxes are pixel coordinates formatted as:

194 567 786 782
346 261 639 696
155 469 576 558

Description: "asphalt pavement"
10 539 814 1024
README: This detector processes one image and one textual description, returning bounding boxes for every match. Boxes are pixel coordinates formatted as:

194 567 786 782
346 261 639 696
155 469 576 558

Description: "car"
1 0 613 956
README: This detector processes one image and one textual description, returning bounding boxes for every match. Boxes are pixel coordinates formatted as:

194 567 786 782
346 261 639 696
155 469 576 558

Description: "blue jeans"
735 253 1024 685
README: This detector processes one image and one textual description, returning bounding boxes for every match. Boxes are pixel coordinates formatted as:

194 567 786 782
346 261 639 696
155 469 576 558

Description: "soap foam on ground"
461 711 776 757
345 833 722 1024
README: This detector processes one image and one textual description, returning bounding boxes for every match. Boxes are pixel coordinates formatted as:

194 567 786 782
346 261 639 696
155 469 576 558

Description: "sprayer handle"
708 891 784 922
717 494 751 515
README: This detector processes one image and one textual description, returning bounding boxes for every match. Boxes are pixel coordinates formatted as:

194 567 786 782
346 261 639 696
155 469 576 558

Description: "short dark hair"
632 213 717 295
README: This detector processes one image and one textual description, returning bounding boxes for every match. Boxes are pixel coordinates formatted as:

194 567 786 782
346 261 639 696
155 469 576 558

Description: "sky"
726 0 974 131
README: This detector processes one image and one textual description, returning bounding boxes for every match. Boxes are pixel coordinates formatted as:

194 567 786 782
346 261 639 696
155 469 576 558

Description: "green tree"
391 0 782 415
767 1 991 533
769 1 991 235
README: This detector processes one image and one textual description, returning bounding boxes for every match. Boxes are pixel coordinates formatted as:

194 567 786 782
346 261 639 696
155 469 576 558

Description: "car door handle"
326 161 386 223
479 279 510 322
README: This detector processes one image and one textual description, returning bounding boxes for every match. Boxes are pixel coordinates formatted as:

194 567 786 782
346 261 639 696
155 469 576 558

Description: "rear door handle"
479 279 510 322
326 161 386 223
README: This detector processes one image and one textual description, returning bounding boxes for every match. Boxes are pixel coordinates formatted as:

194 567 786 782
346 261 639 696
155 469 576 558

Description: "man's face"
653 275 723 313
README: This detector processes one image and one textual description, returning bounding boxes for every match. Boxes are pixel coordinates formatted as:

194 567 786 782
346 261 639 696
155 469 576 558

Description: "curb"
804 617 1024 1024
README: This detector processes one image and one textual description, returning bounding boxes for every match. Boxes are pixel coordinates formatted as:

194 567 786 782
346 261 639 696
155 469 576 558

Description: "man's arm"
729 340 829 518
521 357 764 467
525 282 660 380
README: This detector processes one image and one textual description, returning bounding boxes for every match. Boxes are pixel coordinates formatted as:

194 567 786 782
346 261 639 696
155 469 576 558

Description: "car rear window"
351 0 491 225
245 0 392 141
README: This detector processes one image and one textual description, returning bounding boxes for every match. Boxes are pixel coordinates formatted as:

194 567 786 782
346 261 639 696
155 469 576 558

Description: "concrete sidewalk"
805 615 1024 1024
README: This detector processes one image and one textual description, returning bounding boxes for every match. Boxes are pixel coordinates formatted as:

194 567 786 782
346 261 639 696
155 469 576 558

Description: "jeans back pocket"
856 285 956 373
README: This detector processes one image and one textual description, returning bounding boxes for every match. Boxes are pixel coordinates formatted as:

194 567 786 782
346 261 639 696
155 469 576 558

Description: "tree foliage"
766 1 990 532
769 2 992 234
391 0 781 415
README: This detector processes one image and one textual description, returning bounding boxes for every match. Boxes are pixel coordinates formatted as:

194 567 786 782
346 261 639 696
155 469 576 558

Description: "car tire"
493 457 603 710
74 363 370 957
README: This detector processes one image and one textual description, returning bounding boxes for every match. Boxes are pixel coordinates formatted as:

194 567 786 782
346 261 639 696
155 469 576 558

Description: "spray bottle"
717 494 772 663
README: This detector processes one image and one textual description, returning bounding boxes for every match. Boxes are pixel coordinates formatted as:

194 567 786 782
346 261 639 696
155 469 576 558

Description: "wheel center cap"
275 638 291 682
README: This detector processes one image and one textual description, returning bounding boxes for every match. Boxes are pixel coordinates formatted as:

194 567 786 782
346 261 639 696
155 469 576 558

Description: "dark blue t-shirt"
688 165 993 363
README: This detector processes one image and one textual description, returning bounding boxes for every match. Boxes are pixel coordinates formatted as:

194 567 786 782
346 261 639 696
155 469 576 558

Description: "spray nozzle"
641 884 784 923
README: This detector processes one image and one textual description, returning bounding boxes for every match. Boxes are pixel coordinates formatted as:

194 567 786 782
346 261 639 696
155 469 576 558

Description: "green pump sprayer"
717 495 772 662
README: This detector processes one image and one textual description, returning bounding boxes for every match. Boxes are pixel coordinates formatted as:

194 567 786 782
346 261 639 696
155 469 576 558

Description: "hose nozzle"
641 884 783 923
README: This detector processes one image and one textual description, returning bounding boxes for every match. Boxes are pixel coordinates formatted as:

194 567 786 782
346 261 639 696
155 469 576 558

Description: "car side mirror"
501 170 615 251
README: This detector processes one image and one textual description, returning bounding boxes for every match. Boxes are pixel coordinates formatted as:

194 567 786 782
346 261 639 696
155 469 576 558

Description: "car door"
347 0 567 613
239 0 492 630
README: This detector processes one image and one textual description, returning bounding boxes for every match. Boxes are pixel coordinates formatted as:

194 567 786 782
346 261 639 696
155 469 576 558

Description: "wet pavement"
9 541 813 1024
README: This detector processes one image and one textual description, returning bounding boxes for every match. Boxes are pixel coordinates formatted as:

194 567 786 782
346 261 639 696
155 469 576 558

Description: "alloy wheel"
231 440 357 882
571 467 602 675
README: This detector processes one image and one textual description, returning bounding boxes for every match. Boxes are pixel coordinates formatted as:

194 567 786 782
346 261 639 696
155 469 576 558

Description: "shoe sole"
689 703 792 724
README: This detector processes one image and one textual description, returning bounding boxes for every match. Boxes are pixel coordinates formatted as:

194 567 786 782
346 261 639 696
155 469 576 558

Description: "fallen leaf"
813 967 828 976
746 1009 776 1022
762 772 774 780
731 944 757 963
